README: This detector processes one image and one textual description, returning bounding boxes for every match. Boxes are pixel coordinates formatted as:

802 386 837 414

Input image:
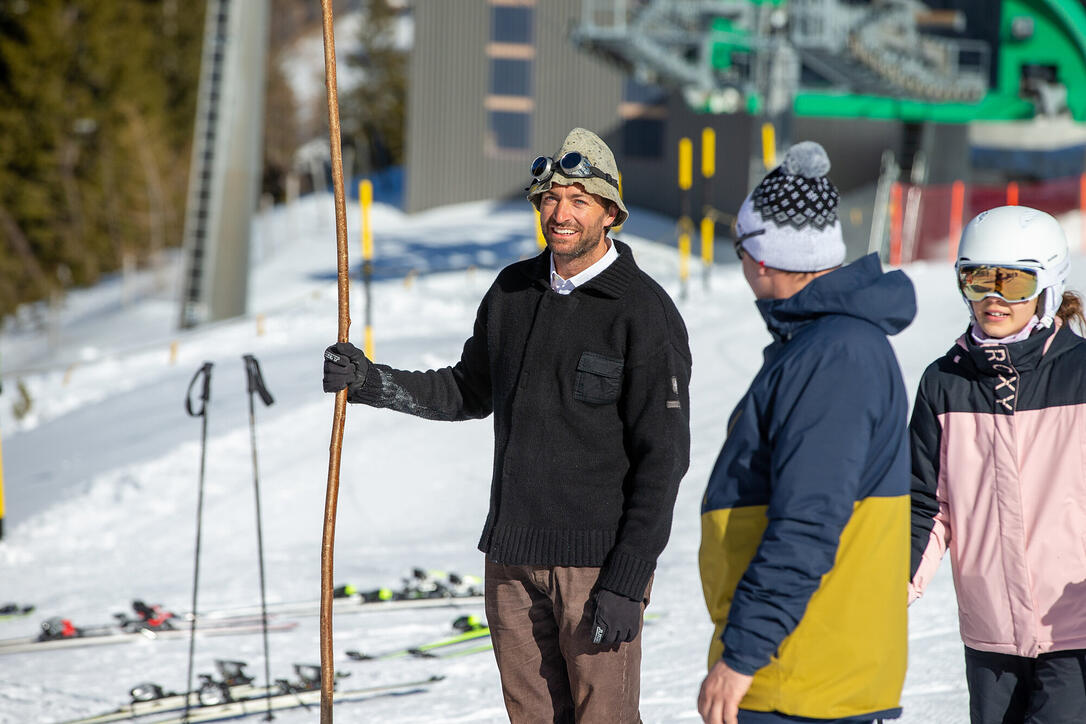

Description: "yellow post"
678 138 693 300
761 123 777 170
535 208 546 249
700 216 714 265
701 128 716 179
701 128 716 288
359 179 375 359
360 180 373 261
678 138 693 192
679 223 691 290
364 326 374 360
612 172 625 234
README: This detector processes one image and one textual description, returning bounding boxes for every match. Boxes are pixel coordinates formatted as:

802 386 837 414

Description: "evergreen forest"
0 0 404 321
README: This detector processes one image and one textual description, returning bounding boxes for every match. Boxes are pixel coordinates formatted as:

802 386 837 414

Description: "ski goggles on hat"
530 152 619 190
956 264 1043 302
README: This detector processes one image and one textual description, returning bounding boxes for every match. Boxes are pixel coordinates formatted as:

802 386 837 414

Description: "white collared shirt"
549 238 618 295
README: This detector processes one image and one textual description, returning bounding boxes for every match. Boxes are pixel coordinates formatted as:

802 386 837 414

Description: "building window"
486 1 535 154
489 111 531 151
491 6 532 44
623 78 667 106
490 58 532 96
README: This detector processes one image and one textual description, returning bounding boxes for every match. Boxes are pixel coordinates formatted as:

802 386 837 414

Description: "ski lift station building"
404 0 1086 246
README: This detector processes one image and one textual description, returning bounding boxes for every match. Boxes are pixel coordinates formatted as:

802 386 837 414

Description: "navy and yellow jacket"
700 254 915 720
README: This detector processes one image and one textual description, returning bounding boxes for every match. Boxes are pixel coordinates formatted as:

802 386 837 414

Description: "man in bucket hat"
323 127 691 722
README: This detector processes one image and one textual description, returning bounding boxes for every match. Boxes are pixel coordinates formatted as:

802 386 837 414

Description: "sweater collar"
962 318 1060 375
525 238 637 299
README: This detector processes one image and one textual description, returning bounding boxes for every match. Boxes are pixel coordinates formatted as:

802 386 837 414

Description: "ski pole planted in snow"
318 0 352 721
242 354 275 722
183 362 213 723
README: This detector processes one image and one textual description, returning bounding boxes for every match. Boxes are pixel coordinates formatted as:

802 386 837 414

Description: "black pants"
965 647 1086 724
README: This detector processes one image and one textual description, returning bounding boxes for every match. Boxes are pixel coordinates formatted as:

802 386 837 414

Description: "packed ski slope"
1 192 1083 723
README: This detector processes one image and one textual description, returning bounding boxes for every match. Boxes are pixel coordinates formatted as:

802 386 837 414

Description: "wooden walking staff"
318 0 351 721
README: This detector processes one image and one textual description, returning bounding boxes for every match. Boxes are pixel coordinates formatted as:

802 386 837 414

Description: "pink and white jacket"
908 321 1086 658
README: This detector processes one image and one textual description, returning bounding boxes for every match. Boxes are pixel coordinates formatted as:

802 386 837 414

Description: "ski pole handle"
242 354 274 407
185 362 214 418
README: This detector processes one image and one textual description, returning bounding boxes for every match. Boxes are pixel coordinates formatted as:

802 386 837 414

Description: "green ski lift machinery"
574 0 1086 124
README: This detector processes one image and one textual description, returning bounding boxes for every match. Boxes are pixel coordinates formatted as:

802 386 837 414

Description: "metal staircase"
573 0 991 110
179 0 230 328
178 0 268 329
847 1 988 102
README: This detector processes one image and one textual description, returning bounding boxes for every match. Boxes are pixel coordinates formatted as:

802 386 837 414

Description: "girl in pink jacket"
909 205 1086 723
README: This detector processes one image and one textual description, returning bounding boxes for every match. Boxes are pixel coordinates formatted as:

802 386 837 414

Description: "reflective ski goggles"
529 152 619 190
956 264 1042 302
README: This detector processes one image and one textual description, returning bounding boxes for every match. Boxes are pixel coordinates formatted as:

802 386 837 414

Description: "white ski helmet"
956 205 1070 327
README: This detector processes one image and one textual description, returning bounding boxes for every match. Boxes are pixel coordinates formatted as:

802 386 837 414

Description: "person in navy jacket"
698 142 916 724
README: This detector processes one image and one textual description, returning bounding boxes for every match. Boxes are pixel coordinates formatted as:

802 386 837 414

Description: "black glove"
323 342 370 394
591 589 642 646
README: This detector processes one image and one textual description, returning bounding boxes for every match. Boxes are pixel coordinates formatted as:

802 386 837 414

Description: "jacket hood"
756 253 917 341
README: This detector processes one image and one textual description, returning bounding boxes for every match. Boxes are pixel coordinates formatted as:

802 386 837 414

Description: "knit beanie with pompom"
734 141 845 272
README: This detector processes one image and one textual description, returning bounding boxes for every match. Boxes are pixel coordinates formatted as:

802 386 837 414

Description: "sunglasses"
957 264 1041 302
530 152 619 190
733 228 765 261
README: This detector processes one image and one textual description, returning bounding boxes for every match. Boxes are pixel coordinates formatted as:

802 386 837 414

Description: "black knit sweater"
351 240 691 600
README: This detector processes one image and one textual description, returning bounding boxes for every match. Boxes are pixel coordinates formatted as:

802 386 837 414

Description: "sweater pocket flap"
575 352 624 404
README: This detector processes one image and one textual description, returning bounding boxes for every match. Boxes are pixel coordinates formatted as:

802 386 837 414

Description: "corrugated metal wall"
406 0 629 213
405 0 491 212
531 1 625 159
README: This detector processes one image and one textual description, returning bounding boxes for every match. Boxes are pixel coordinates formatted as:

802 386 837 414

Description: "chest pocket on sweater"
574 352 624 405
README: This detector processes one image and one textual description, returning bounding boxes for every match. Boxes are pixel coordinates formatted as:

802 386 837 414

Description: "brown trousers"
484 559 650 724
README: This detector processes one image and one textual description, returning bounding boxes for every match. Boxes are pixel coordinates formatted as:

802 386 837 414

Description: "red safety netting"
888 175 1086 265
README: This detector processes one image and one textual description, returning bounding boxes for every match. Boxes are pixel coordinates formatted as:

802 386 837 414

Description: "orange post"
948 180 965 262
1006 181 1019 206
889 182 903 267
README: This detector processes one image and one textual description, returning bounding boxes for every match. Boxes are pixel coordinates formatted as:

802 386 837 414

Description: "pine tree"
344 0 407 173
0 0 205 317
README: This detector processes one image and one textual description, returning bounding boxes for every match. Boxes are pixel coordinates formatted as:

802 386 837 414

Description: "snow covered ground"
1 192 1084 723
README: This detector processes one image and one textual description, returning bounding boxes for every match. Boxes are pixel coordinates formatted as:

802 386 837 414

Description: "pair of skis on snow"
1 568 484 656
55 617 486 724
193 568 484 622
0 602 34 620
57 658 444 724
341 609 662 663
346 613 493 662
0 600 296 656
